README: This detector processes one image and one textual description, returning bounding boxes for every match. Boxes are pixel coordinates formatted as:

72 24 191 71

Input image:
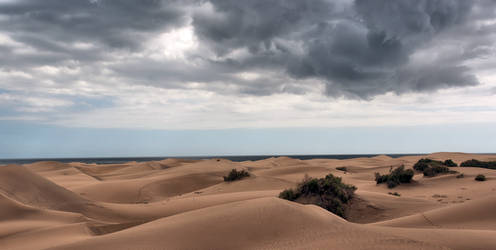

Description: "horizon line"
3 152 496 161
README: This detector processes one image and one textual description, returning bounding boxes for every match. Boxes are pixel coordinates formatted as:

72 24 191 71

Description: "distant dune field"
1 152 496 250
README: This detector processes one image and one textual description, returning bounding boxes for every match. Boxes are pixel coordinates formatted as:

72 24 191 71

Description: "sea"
0 154 424 165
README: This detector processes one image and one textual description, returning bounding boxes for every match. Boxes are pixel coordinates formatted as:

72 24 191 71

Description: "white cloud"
37 82 496 130
0 93 73 113
147 25 199 60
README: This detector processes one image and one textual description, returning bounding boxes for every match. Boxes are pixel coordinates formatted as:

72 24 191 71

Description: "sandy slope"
1 152 495 249
49 198 447 250
374 195 496 230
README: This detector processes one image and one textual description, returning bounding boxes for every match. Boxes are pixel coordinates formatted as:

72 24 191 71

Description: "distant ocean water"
0 154 425 165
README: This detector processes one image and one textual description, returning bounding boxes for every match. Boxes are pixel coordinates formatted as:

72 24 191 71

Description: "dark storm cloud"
191 0 494 98
355 0 472 38
0 0 495 99
0 0 187 50
192 0 340 55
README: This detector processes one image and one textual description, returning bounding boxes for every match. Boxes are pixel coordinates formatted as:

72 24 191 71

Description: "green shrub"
336 166 348 172
413 158 445 169
423 165 451 177
456 173 464 178
413 158 456 177
388 192 401 196
279 188 298 201
279 173 356 218
460 159 496 170
413 159 440 171
223 169 250 182
443 159 457 167
475 174 486 181
375 165 414 188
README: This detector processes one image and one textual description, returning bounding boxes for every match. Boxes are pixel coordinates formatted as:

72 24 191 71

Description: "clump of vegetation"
375 165 414 188
388 192 401 197
223 169 250 182
456 173 465 178
279 188 298 201
443 159 457 167
413 158 439 172
423 165 453 177
460 159 496 170
279 174 356 218
336 166 348 172
413 158 456 177
475 174 486 182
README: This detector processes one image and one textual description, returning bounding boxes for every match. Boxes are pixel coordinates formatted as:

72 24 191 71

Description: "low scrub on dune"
422 165 456 177
336 166 348 172
279 174 356 218
223 169 250 182
375 165 414 188
460 159 496 170
413 158 442 172
443 159 458 167
413 158 457 177
475 174 486 181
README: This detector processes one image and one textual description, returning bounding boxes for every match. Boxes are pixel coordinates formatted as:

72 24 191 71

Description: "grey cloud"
0 0 188 50
394 65 479 93
0 0 495 100
355 0 472 40
108 57 310 96
192 0 339 55
192 0 493 98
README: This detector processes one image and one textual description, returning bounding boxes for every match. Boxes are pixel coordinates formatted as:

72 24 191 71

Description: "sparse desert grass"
223 169 250 182
461 159 496 170
336 166 348 172
279 173 356 218
388 192 401 196
475 174 486 182
375 165 414 188
456 173 465 178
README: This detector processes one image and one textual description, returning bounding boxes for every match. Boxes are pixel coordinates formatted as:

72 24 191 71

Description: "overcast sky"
1 0 496 158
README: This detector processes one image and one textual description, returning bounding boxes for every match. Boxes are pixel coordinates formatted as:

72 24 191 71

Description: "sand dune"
375 195 496 230
0 164 90 212
49 198 446 250
1 152 495 249
71 172 222 203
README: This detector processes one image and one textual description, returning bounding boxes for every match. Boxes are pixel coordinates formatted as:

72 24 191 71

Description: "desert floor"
1 152 496 250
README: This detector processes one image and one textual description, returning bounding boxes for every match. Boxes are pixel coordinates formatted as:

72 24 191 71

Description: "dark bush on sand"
279 188 299 201
413 159 435 172
475 174 486 181
443 159 457 167
460 159 496 170
422 165 453 177
375 165 414 188
279 174 356 218
223 169 250 182
413 158 457 177
413 158 448 170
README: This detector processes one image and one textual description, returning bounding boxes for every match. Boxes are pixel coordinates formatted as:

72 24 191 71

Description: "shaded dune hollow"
0 153 495 249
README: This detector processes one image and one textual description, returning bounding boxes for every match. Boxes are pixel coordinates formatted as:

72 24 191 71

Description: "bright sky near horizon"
1 0 495 158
